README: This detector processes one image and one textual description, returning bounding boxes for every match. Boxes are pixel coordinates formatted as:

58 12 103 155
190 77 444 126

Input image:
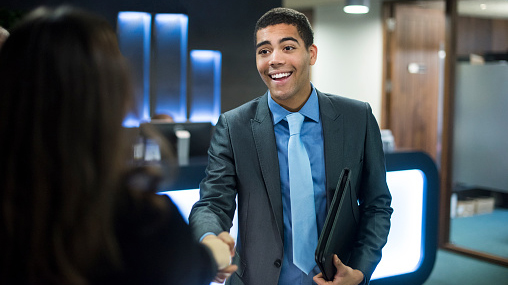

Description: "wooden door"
382 2 445 162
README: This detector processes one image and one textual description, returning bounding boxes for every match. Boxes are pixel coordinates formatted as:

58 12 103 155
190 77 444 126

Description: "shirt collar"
268 83 320 125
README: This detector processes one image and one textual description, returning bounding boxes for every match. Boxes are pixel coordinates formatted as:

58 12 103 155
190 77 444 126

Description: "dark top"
1 165 216 285
98 190 217 284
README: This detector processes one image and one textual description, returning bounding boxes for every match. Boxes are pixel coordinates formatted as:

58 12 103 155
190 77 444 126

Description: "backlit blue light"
122 117 142 128
153 14 189 122
118 12 150 21
191 50 220 61
117 12 152 127
189 50 222 124
155 13 187 24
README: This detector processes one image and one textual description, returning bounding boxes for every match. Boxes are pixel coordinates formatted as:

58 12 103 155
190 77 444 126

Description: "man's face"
255 23 317 111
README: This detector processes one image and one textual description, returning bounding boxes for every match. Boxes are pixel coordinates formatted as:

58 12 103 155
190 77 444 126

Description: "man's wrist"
200 232 216 242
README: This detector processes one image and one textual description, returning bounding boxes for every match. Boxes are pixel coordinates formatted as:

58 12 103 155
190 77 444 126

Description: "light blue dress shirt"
268 85 327 285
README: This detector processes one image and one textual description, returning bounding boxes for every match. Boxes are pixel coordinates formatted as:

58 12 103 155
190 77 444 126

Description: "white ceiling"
458 0 508 18
283 0 508 19
283 0 341 9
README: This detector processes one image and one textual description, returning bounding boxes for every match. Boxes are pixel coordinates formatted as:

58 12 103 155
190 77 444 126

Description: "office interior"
1 0 507 284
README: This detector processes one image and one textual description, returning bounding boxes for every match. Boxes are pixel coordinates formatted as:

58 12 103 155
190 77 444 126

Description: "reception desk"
159 151 439 285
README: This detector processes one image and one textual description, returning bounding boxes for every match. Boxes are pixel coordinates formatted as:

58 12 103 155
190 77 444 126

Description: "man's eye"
284 46 295 51
258 49 270 55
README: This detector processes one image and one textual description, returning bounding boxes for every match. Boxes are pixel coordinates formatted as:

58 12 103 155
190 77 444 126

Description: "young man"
190 7 393 285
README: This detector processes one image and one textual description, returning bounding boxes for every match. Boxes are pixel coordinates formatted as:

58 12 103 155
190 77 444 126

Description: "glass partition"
449 0 508 261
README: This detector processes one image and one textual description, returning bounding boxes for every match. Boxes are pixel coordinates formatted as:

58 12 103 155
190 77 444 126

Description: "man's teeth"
271 72 291 79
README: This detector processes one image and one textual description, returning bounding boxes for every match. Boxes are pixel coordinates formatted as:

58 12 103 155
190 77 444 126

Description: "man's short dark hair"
254 7 314 49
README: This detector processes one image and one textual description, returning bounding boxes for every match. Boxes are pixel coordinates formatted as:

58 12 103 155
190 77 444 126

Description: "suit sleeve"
349 103 393 284
189 113 238 240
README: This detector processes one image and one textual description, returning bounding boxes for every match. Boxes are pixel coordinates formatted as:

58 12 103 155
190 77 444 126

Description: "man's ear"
309 44 317 65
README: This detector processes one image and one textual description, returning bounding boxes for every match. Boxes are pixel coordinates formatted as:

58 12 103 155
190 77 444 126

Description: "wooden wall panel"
385 4 445 161
492 19 508 52
457 16 508 56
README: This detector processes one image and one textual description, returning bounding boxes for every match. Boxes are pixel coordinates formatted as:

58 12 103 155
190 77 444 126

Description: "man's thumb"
334 255 344 268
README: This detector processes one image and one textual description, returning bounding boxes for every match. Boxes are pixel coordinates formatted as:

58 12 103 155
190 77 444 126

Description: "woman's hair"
0 6 133 283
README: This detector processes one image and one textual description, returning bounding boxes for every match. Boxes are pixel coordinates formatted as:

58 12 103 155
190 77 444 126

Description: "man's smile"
270 72 293 80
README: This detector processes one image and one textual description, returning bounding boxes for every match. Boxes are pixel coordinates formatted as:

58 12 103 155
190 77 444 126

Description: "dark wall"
1 0 282 113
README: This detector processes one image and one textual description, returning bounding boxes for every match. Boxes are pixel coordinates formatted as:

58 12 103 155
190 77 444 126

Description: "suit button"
274 259 282 268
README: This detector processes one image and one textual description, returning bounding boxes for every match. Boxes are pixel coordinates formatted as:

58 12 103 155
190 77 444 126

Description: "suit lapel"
251 93 284 242
318 90 345 206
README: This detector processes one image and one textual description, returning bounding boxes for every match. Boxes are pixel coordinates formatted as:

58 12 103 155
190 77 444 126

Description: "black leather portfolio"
315 168 360 281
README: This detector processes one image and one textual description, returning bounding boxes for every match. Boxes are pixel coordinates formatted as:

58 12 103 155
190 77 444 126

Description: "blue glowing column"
153 14 188 122
117 12 152 127
189 50 222 124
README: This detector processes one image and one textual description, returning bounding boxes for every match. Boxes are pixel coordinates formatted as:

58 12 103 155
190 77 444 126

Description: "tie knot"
287 112 304 135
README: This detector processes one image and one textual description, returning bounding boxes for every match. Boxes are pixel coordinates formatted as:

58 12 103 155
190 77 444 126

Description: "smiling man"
189 7 393 285
255 22 316 112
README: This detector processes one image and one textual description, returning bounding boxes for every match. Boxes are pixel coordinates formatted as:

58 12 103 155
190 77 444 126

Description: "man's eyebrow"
255 40 270 50
280 37 299 45
255 37 301 50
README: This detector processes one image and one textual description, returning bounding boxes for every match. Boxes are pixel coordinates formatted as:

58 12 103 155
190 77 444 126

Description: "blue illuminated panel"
117 12 152 127
160 151 439 285
153 14 188 123
372 151 439 285
189 50 222 124
372 169 425 279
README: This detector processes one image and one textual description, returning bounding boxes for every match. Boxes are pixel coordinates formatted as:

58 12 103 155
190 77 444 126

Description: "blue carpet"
450 209 508 257
424 208 508 284
424 250 508 284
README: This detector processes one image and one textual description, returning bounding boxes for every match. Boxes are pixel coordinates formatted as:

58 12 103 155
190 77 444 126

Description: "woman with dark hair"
0 6 235 284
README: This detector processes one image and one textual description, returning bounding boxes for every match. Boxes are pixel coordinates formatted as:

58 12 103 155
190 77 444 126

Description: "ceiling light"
344 0 370 14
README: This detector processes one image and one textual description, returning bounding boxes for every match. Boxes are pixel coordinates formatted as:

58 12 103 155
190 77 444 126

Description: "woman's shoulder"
112 168 216 284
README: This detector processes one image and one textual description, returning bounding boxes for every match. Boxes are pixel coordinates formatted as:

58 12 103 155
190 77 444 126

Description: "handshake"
201 232 238 283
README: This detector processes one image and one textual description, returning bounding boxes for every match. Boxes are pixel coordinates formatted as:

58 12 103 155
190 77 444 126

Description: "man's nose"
269 50 285 66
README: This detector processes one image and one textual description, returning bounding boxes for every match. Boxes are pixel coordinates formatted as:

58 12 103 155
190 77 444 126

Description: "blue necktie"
287 112 317 275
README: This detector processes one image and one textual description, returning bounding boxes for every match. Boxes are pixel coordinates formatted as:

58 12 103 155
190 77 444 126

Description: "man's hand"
213 264 237 284
201 231 238 283
216 231 236 257
313 255 364 285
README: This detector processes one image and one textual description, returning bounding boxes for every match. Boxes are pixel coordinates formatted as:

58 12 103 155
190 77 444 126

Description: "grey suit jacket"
189 90 393 285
